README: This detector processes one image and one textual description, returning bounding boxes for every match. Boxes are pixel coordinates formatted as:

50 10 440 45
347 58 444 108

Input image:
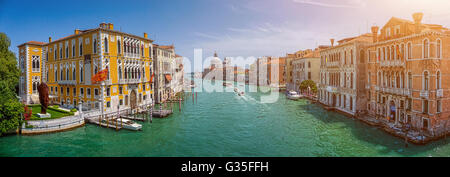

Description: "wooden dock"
121 115 146 121
152 110 173 118
85 117 122 130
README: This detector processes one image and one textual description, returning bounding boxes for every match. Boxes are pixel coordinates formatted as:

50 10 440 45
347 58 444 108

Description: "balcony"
437 89 443 98
32 68 40 73
58 80 76 85
420 90 429 98
403 89 411 96
119 78 144 85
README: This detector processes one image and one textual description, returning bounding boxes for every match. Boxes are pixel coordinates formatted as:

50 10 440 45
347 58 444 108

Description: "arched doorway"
389 100 396 123
130 90 137 110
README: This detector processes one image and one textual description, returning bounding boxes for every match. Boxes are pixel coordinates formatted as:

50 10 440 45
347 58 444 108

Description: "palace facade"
366 13 450 135
18 23 154 113
318 33 372 116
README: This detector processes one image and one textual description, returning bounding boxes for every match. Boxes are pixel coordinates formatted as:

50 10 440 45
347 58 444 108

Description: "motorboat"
286 91 302 100
105 118 142 131
234 88 239 93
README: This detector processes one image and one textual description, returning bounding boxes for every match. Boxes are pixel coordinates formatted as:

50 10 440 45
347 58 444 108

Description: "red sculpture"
37 82 49 114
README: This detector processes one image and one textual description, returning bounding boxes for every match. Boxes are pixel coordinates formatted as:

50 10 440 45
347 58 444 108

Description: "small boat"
238 92 245 96
110 118 142 131
286 91 302 100
234 88 239 92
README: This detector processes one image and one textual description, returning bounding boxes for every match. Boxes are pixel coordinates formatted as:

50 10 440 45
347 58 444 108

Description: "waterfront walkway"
22 113 84 135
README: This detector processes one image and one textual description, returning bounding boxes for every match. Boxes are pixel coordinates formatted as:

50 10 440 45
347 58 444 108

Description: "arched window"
119 66 122 80
93 39 97 54
104 37 108 53
437 71 441 89
401 44 405 60
60 47 63 59
118 40 121 54
60 68 64 81
423 39 429 58
423 71 429 90
106 66 109 80
72 68 75 81
72 44 75 57
408 72 412 89
65 46 68 58
391 46 395 60
32 60 35 69
55 69 58 81
80 65 83 83
437 39 441 58
407 42 412 59
386 47 390 60
141 45 144 57
360 50 365 63
79 43 83 56
66 67 69 80
350 73 353 89
94 66 98 75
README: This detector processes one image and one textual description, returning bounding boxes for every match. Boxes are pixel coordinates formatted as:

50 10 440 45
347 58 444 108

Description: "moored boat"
286 91 302 100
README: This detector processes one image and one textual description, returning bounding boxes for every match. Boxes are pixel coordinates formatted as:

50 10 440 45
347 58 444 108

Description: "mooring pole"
179 99 181 112
196 92 197 103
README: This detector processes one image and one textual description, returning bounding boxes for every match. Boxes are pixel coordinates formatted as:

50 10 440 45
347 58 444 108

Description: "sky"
1 0 450 72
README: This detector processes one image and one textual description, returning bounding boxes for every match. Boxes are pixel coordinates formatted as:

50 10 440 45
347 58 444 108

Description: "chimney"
49 37 52 43
144 32 148 39
75 29 80 35
412 12 423 34
330 39 335 47
100 22 106 29
108 23 114 30
371 26 379 43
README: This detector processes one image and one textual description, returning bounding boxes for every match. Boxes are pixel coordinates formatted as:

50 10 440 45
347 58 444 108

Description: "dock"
85 117 123 130
152 110 173 118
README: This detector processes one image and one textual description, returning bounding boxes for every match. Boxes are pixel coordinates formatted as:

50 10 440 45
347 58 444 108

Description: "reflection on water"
1 79 450 157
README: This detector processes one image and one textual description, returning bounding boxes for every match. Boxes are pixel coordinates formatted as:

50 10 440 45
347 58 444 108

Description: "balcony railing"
420 90 429 98
403 89 411 96
437 89 443 98
119 78 144 84
58 80 76 85
32 68 40 73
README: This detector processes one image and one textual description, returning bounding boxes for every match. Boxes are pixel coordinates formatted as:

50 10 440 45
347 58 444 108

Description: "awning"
165 74 172 81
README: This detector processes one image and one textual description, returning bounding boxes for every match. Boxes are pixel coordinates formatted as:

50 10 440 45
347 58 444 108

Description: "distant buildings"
292 48 322 93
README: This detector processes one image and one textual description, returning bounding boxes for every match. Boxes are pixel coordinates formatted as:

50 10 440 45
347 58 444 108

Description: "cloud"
190 23 329 60
292 0 366 8
194 32 221 40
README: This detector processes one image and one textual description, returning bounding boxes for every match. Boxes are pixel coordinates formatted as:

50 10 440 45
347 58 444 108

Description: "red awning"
165 74 172 81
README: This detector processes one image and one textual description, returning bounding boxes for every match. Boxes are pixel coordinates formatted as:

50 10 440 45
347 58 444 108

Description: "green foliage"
0 100 23 135
0 33 23 136
299 80 318 94
70 108 77 112
53 105 59 109
29 105 73 120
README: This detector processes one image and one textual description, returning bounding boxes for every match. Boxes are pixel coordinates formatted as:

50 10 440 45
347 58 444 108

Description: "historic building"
153 44 176 104
291 48 322 93
18 23 154 113
285 50 313 91
318 33 373 116
366 13 450 135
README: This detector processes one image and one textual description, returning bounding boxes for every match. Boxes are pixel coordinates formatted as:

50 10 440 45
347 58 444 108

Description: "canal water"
1 79 450 157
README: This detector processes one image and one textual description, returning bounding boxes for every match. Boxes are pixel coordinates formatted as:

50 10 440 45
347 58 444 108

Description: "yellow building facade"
18 23 154 113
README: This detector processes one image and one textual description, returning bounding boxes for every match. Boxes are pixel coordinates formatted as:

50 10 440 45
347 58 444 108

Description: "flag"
92 68 108 84
150 73 155 83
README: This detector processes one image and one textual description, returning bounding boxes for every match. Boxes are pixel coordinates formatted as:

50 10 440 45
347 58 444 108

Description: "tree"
0 32 23 136
299 80 318 94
